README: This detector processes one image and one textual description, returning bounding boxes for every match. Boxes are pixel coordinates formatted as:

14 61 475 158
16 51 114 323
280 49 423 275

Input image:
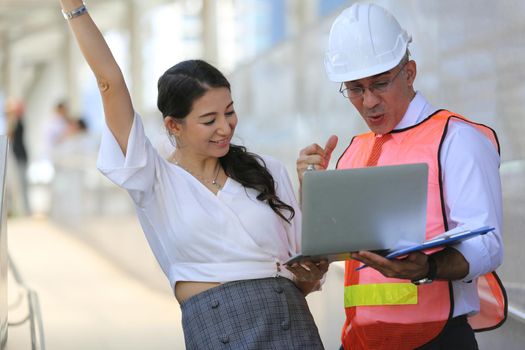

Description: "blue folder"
356 226 494 270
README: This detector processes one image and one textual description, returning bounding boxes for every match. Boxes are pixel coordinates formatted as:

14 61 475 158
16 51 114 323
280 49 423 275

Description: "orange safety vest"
337 110 507 350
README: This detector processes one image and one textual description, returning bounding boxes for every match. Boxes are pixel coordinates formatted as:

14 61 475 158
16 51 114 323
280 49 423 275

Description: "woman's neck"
171 151 218 173
170 151 223 190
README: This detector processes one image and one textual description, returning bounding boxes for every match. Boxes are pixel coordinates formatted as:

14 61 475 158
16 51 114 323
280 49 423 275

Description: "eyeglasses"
339 61 408 99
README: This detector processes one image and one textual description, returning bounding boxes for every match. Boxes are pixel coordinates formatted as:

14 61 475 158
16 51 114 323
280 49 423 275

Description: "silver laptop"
285 163 428 265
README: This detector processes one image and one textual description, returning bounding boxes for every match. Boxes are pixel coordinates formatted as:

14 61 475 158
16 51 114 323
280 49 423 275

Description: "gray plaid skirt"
180 277 325 350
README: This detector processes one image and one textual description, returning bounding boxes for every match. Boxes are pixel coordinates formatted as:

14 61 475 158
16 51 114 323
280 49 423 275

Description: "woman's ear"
164 116 183 136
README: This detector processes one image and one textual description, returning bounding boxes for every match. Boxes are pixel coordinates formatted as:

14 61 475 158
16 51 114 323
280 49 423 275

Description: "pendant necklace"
174 159 222 190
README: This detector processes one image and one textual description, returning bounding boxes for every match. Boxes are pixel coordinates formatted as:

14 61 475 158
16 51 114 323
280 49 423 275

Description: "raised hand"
296 135 338 183
60 0 134 153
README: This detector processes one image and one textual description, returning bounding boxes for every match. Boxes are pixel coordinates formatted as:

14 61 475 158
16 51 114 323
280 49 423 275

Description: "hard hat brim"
325 58 402 83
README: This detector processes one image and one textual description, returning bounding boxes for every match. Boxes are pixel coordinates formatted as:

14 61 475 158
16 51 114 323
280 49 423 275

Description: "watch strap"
412 254 437 285
62 2 88 20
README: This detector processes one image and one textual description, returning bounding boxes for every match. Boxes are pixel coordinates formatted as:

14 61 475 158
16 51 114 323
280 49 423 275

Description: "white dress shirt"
393 92 504 317
97 113 301 291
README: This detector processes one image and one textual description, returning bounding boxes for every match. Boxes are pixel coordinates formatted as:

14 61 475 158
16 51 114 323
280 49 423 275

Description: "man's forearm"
433 247 469 281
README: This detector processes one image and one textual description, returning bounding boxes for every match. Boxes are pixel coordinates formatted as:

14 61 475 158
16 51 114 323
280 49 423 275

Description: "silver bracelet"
62 2 88 20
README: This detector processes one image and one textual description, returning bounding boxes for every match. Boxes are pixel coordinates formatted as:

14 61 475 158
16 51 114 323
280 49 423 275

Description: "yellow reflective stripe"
344 283 418 307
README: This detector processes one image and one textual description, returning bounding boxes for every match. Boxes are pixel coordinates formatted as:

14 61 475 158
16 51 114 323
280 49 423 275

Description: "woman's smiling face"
165 87 238 160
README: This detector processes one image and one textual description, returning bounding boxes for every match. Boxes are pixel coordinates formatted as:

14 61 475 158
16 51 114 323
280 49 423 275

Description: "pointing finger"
323 135 338 166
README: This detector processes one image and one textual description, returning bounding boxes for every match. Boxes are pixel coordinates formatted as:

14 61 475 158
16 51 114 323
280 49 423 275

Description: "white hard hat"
324 3 412 82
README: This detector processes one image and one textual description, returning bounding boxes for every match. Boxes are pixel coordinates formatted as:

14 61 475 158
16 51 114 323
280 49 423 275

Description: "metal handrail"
27 291 45 350
8 255 46 350
508 304 525 324
502 281 525 324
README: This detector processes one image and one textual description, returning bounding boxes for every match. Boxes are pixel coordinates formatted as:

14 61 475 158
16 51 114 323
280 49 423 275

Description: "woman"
59 1 328 349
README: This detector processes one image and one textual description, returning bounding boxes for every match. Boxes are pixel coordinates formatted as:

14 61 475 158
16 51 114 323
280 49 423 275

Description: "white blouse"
97 113 301 290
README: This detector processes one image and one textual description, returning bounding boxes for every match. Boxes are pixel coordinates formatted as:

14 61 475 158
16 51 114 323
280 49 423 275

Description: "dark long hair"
157 60 294 223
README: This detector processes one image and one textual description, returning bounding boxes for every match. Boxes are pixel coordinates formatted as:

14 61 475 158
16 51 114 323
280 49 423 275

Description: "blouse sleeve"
276 162 302 256
96 112 158 207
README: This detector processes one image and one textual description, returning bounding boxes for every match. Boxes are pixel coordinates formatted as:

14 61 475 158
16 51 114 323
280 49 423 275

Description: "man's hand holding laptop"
351 250 430 281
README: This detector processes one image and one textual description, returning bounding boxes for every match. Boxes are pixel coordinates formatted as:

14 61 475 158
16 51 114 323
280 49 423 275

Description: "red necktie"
366 134 391 167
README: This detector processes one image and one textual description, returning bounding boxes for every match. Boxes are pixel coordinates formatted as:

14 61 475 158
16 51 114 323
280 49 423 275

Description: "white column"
287 0 319 36
0 32 10 97
202 0 218 64
65 31 82 116
3 33 21 99
127 0 144 113
288 0 319 114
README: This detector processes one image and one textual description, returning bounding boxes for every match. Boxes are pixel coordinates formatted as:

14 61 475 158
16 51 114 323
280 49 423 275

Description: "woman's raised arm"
60 0 133 153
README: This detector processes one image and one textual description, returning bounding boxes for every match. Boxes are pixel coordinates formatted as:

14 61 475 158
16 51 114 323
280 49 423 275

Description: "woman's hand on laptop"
286 260 330 295
286 260 329 282
296 135 339 183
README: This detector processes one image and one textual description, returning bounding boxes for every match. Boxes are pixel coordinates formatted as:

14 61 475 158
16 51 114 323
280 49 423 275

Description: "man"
5 98 31 215
297 3 506 349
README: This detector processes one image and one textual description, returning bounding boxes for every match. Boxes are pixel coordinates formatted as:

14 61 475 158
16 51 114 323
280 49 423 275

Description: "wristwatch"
62 2 88 20
411 254 437 285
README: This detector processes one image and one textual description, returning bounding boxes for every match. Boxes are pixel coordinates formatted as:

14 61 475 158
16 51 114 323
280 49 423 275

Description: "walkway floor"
6 216 185 350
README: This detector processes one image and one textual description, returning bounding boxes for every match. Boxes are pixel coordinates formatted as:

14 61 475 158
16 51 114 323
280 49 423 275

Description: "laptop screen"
300 163 428 258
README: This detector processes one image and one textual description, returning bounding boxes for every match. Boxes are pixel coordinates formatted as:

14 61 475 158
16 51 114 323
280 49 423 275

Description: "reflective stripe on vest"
344 283 417 307
337 110 507 350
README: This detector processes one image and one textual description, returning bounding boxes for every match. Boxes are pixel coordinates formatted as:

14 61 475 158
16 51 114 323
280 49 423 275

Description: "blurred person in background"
297 3 506 350
43 101 73 160
59 0 328 349
52 117 97 165
5 98 31 215
72 118 88 133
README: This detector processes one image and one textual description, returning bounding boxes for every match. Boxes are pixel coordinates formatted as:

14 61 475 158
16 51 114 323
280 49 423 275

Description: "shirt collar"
393 91 438 130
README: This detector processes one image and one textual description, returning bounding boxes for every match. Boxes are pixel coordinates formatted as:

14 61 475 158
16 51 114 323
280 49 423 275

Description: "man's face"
343 60 416 135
